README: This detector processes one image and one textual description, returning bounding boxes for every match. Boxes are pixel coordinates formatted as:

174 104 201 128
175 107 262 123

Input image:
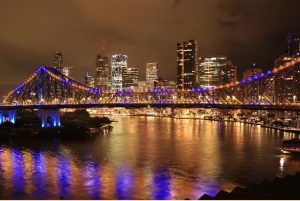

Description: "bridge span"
1 103 300 111
1 57 300 127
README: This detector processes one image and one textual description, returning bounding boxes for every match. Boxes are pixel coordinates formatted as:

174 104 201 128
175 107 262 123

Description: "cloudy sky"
0 0 300 96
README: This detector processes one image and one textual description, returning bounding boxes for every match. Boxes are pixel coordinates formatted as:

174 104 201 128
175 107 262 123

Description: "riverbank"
104 113 300 134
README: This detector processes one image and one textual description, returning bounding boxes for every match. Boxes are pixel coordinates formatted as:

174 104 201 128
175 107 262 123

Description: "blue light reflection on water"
11 149 25 198
116 168 134 199
1 117 300 199
152 168 171 200
56 155 71 198
33 151 47 198
82 162 101 199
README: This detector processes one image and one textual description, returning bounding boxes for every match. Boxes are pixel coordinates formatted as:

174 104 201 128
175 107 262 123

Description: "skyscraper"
53 52 63 70
287 32 300 56
111 54 128 90
219 60 237 84
146 62 158 89
274 33 300 104
274 55 300 103
84 72 95 88
96 54 109 89
198 56 236 87
122 67 139 89
243 65 263 103
62 66 72 77
177 40 197 89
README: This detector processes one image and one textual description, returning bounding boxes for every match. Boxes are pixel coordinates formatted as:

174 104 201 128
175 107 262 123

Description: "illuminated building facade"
96 54 109 89
198 56 236 87
53 52 63 71
155 77 176 89
146 62 158 89
62 66 72 77
122 67 139 89
287 32 300 56
111 54 128 90
274 55 300 103
262 74 275 103
138 81 148 90
273 33 300 104
243 66 263 103
219 60 237 84
176 40 197 89
84 72 95 88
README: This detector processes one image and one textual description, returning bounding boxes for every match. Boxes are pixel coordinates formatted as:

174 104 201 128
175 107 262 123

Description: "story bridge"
1 57 300 127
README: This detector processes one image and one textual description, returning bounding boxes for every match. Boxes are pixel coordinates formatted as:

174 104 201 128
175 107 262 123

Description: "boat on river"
281 138 300 154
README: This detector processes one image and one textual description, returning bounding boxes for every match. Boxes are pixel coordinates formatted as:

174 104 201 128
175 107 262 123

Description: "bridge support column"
39 109 61 128
0 110 16 125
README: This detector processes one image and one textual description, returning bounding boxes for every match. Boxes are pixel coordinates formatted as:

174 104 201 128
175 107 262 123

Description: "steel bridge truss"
2 57 300 107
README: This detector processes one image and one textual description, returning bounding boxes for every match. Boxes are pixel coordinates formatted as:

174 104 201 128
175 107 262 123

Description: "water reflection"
56 155 71 198
116 167 134 199
11 149 25 198
0 117 299 199
152 168 171 200
32 151 47 198
82 162 101 199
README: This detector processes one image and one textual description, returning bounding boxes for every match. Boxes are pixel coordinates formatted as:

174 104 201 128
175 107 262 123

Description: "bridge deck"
0 103 300 111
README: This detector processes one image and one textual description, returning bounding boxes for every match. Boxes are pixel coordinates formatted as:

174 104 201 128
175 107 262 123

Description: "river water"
0 116 300 199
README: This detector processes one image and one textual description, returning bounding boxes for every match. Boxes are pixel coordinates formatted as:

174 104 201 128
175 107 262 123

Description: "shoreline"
105 113 300 134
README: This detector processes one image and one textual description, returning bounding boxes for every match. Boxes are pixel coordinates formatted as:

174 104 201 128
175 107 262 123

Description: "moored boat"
281 138 300 154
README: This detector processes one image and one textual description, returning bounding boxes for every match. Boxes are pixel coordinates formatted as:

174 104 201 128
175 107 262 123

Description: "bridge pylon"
39 109 61 128
0 110 16 125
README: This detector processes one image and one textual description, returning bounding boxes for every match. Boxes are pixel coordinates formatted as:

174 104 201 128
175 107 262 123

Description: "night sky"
1 0 300 96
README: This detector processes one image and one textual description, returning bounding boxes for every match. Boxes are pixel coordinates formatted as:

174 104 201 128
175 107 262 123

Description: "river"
0 116 299 199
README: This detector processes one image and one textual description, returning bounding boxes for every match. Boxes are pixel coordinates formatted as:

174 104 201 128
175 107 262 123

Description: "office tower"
111 54 128 90
198 56 236 87
219 60 237 84
84 72 95 88
146 62 158 89
287 32 300 56
177 40 197 89
274 55 300 103
138 81 148 90
155 77 176 89
122 67 139 89
243 65 263 103
53 52 63 70
96 54 109 89
62 66 72 77
263 74 275 103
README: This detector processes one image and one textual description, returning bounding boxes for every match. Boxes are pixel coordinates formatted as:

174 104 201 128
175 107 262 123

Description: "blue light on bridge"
0 114 3 124
266 70 273 75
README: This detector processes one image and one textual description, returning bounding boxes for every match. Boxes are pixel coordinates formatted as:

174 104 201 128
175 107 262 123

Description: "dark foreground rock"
198 172 300 200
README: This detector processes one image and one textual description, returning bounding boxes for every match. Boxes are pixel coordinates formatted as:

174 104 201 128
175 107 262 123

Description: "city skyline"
1 0 300 96
2 1 300 200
